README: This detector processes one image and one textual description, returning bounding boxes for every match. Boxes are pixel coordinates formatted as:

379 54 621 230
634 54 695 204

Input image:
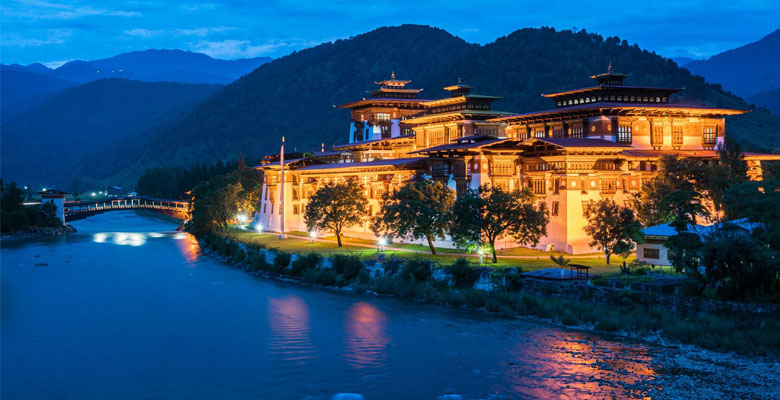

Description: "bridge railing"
64 196 190 215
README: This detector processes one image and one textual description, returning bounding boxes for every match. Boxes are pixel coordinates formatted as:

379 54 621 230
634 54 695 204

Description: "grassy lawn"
226 227 646 277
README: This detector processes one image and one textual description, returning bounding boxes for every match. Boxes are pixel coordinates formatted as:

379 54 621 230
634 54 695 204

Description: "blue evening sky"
1 0 778 66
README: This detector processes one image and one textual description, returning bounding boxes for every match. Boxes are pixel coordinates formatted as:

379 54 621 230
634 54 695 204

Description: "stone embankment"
1 224 76 239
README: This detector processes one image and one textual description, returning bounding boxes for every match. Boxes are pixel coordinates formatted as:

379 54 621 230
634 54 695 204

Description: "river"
1 211 663 399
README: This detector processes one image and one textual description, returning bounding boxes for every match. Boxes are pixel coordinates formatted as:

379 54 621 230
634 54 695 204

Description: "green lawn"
226 228 638 276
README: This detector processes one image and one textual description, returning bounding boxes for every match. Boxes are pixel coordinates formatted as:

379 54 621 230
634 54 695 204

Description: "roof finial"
321 142 325 152
391 71 396 79
607 62 613 72
458 76 462 84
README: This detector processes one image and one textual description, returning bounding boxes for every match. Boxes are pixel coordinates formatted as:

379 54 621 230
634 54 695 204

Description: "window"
570 125 584 139
643 248 660 259
375 112 391 122
703 126 717 146
293 205 299 215
292 188 299 200
582 201 590 217
456 181 468 198
652 125 664 147
552 127 564 137
532 179 546 195
600 179 617 194
551 201 559 216
553 178 560 194
617 125 632 143
672 125 684 148
534 127 546 138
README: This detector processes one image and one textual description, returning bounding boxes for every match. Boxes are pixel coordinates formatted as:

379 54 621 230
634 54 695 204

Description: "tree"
372 180 454 254
304 181 368 247
451 185 548 263
630 155 708 226
707 137 747 219
583 199 643 264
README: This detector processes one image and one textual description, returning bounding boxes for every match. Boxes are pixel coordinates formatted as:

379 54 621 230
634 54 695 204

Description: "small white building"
38 189 68 224
637 219 758 266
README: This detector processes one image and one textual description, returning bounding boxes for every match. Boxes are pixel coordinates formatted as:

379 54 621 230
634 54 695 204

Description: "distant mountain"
671 57 697 66
748 88 780 116
1 79 222 188
2 49 270 121
14 49 272 85
77 25 780 188
0 66 76 122
684 29 780 98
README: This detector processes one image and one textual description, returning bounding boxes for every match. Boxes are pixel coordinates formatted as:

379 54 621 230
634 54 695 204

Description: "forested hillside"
1 79 222 188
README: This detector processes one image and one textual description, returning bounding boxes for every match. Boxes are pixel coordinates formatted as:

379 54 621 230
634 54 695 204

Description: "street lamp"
256 224 263 234
237 214 247 226
478 248 484 264
309 230 317 243
377 237 388 252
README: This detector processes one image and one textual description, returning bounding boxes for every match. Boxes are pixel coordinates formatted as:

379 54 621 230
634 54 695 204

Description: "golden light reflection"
268 295 315 364
174 232 201 264
92 232 146 246
502 331 656 399
343 302 389 369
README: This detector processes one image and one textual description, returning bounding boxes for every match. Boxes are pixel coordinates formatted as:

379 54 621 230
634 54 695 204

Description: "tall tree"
304 181 368 247
372 180 454 254
707 137 748 219
631 155 708 226
583 199 644 264
451 185 548 263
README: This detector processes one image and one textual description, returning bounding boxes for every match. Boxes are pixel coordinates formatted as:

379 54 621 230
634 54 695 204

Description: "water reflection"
92 232 146 246
502 330 656 399
173 233 201 263
343 302 389 369
267 295 315 364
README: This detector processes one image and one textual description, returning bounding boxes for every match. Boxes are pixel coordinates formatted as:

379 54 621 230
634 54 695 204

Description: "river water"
1 211 660 399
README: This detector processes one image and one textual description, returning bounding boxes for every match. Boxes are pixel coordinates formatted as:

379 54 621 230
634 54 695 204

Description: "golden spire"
607 62 613 72
391 71 396 79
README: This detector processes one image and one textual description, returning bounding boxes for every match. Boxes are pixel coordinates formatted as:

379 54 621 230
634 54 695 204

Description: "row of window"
556 95 669 107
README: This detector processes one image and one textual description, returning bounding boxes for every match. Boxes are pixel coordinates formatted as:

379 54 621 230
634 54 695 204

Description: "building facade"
255 68 779 254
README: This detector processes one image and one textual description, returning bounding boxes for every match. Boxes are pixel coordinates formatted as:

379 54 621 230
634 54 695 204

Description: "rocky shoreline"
1 224 76 240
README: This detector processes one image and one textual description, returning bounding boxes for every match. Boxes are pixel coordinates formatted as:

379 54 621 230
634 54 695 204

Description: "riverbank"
198 233 779 358
0 224 76 240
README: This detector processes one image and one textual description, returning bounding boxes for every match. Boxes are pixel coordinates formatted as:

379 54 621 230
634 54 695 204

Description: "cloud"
1 29 73 47
7 0 141 20
123 28 165 38
175 26 236 37
192 39 289 59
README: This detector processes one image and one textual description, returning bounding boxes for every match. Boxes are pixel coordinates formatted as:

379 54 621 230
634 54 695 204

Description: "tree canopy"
452 185 548 263
304 181 368 247
372 180 454 254
584 198 644 264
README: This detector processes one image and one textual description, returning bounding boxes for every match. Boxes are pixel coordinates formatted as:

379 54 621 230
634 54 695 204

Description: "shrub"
301 268 337 286
291 252 322 276
447 258 480 289
273 251 292 273
248 252 269 271
561 310 578 326
400 258 432 282
463 289 486 308
331 254 364 281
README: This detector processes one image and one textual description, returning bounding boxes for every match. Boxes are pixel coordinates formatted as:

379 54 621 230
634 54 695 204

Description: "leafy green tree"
451 185 548 263
631 155 708 226
707 137 748 219
372 180 454 254
304 181 368 247
583 199 643 264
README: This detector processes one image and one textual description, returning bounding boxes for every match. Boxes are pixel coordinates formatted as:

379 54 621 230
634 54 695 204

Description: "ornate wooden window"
570 125 584 139
651 125 664 147
551 201 559 216
456 181 468 198
552 127 564 137
672 125 684 148
532 179 546 195
375 112 391 122
617 125 632 143
293 205 299 215
600 179 617 194
703 126 717 146
533 127 546 138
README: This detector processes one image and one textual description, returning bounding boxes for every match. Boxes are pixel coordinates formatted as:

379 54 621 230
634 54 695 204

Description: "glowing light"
237 214 247 224
309 231 317 238
256 224 263 234
91 192 96 197
93 233 108 243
